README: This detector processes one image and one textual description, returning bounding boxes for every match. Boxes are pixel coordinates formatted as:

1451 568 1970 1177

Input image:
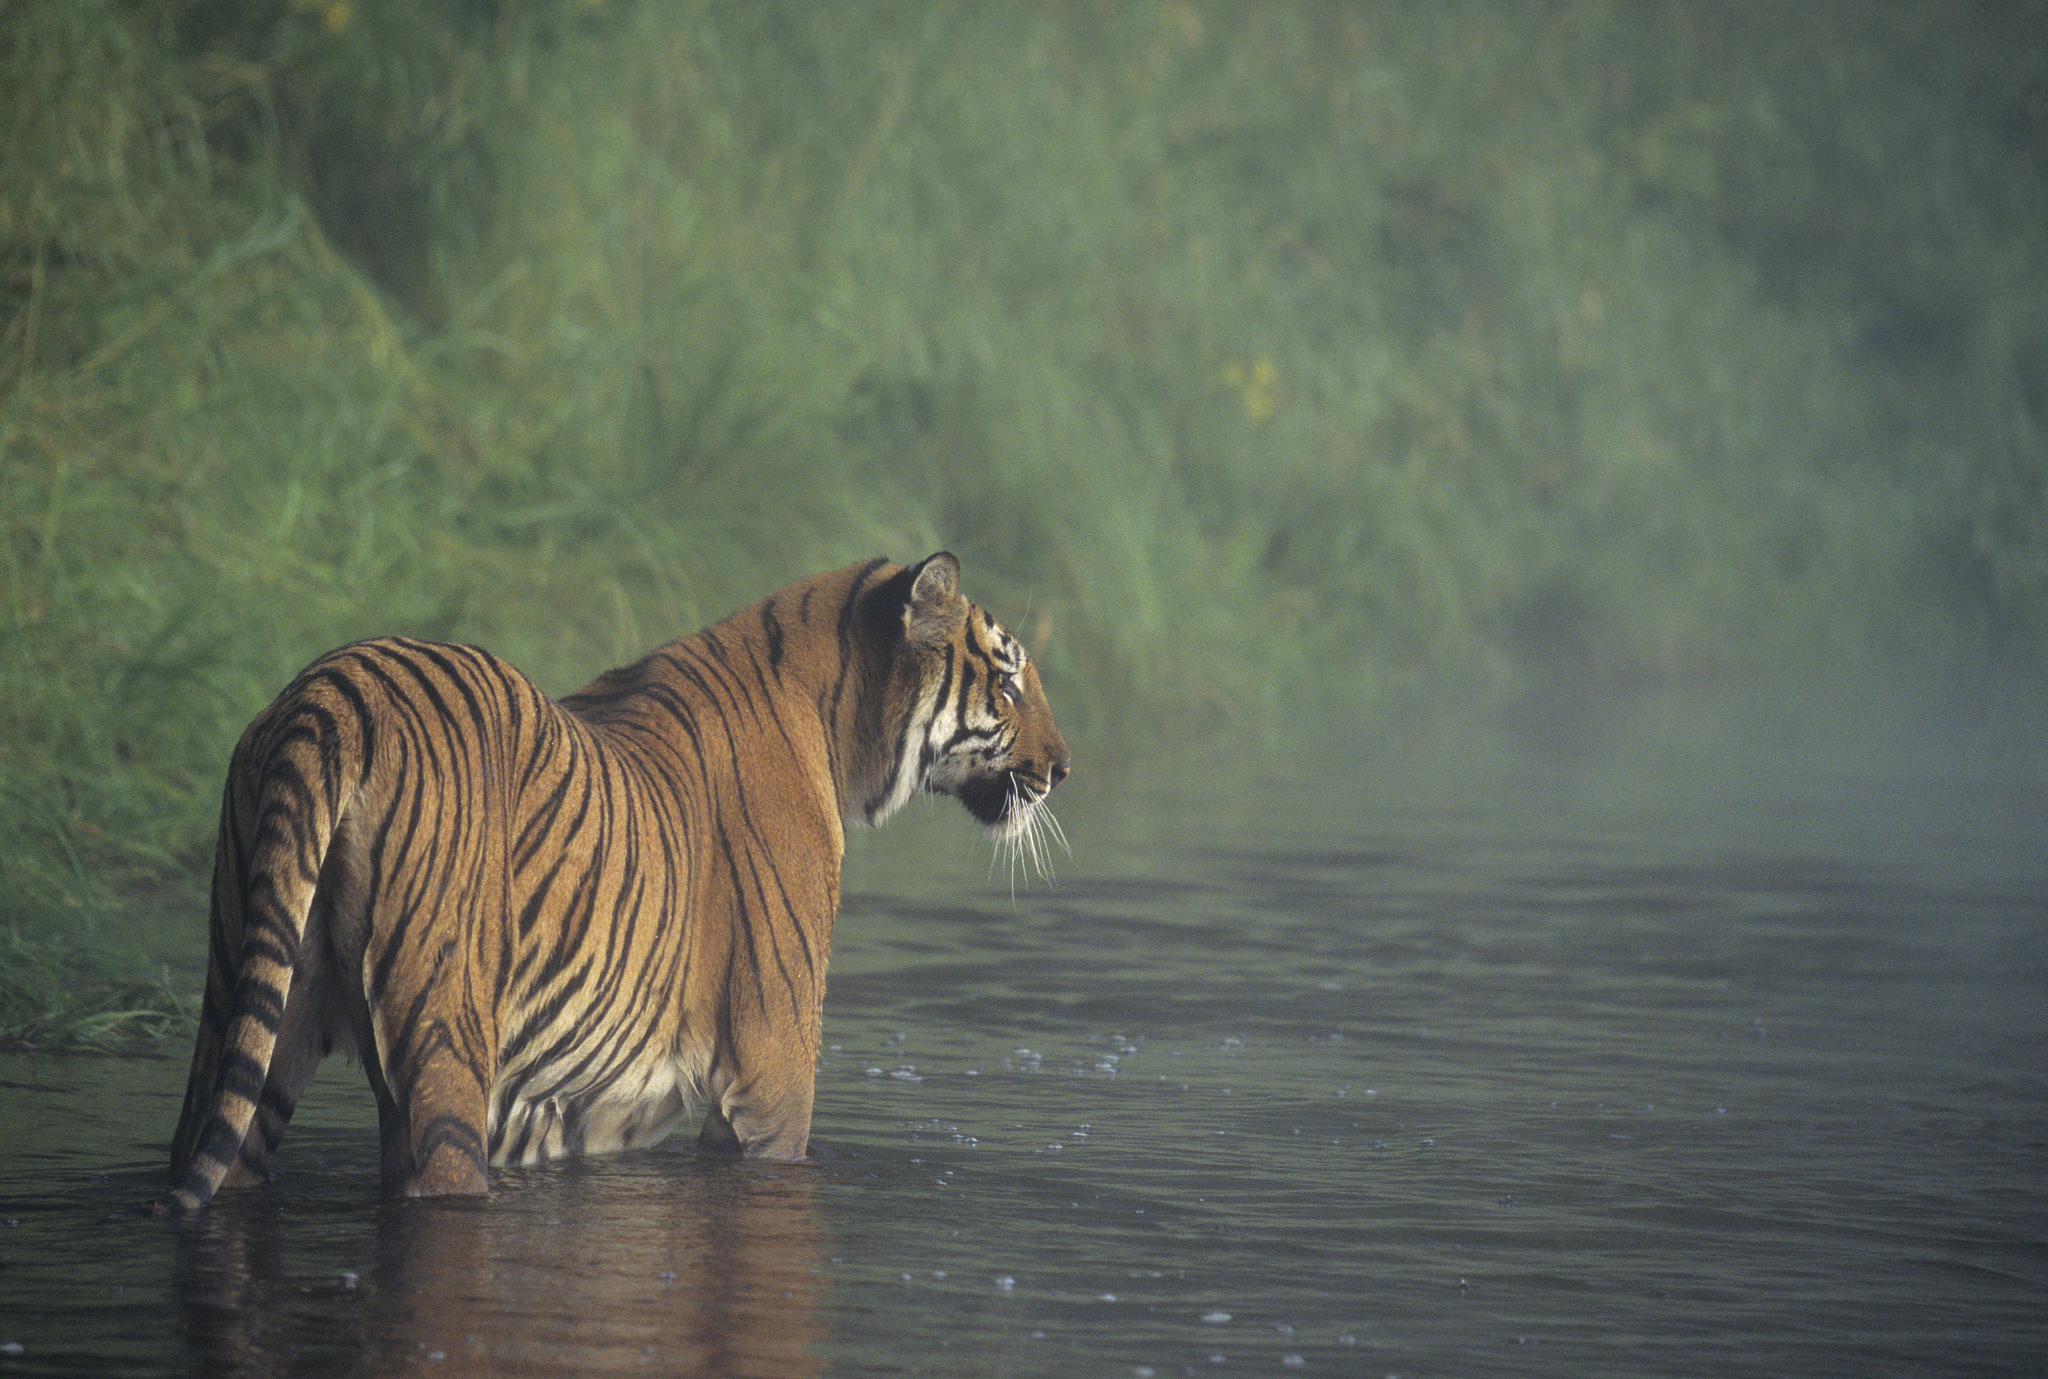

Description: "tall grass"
4 0 2044 1042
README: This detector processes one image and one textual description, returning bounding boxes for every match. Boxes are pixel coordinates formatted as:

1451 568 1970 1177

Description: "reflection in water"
169 1156 824 1378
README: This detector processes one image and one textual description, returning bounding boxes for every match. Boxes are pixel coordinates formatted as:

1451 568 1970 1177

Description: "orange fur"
157 554 1068 1211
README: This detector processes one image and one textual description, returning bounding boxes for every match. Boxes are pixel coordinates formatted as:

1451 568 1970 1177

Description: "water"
3 765 2044 1377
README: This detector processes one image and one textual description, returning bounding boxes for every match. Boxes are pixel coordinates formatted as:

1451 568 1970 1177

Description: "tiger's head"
856 552 1071 875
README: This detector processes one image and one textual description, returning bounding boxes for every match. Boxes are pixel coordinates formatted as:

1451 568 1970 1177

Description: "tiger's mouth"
955 771 1038 831
951 769 1068 883
955 764 1068 834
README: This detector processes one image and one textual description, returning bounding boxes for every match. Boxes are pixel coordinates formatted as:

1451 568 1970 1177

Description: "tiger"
154 553 1069 1213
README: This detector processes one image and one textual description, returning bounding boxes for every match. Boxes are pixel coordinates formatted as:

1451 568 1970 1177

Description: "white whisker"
986 772 1067 898
1038 801 1071 859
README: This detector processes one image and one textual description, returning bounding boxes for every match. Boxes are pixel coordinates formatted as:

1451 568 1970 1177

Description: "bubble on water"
865 1068 883 1077
1201 1310 1232 1323
994 1275 1015 1292
1097 1292 1118 1302
888 1068 922 1082
1282 1356 1305 1369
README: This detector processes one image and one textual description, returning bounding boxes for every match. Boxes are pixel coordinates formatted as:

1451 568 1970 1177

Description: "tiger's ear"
904 551 966 644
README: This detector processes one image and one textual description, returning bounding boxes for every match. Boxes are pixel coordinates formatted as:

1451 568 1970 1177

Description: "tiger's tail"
153 696 354 1216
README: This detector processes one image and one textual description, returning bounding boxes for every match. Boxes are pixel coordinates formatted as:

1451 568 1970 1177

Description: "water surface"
3 767 2043 1377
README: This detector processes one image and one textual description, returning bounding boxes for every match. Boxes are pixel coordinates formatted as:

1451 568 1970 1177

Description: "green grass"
0 921 192 1053
4 0 2045 1043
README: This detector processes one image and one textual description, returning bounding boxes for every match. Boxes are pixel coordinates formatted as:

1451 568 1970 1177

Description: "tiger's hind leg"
362 1039 495 1196
159 746 348 1214
226 885 360 1185
696 1043 819 1161
217 1013 328 1190
355 911 499 1196
176 880 357 1194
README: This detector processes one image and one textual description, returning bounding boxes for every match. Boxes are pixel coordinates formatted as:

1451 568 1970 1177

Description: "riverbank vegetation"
5 0 2044 1044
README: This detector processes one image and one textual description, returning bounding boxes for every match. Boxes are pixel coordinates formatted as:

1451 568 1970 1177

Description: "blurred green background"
4 0 2044 1044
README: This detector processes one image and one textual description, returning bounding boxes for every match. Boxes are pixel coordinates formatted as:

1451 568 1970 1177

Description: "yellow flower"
1222 356 1279 421
292 0 353 34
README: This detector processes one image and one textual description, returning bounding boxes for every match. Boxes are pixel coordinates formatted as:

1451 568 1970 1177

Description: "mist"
3 0 2044 967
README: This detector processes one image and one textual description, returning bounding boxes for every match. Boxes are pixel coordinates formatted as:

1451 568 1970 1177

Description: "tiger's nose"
1049 756 1071 789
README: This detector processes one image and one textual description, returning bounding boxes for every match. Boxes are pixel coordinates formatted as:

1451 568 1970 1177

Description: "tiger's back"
159 553 1068 1211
